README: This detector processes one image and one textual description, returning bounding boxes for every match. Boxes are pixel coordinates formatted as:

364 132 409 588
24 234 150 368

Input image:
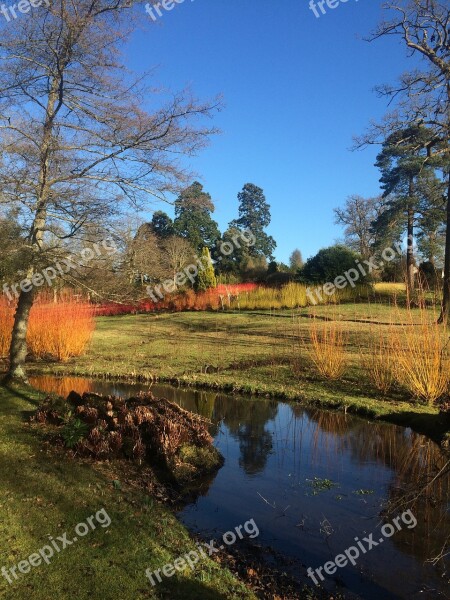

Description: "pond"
30 375 449 600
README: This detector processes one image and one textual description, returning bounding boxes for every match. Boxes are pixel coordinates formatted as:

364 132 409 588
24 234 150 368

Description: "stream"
29 375 450 600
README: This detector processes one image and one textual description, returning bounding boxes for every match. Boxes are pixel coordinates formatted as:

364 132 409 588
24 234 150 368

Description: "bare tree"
161 236 195 285
334 195 383 259
0 1 219 381
128 223 165 286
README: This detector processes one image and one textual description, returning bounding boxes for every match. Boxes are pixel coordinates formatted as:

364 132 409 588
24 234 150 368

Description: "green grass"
26 303 450 443
0 384 255 600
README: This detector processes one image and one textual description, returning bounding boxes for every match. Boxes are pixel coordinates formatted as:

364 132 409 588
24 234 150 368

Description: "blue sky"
127 0 416 263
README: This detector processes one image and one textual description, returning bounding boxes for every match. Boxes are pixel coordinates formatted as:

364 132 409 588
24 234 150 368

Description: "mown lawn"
0 384 255 600
28 302 450 443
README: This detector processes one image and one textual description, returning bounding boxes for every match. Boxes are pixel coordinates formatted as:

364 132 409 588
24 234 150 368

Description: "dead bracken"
33 390 224 486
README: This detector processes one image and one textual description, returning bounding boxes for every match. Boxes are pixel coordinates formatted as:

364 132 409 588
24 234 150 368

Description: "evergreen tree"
416 173 446 267
197 247 217 291
215 227 251 277
230 183 276 260
151 211 174 238
300 245 368 284
174 182 220 253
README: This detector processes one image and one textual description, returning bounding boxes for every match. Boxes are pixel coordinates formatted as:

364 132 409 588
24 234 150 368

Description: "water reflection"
214 397 278 475
30 375 449 600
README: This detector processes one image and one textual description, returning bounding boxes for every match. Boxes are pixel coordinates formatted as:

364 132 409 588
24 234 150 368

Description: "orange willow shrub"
388 303 449 405
27 300 95 361
361 330 395 395
308 315 347 380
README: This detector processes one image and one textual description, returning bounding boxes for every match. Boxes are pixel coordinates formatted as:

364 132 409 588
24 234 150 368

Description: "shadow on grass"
156 576 235 599
386 410 450 444
0 377 44 412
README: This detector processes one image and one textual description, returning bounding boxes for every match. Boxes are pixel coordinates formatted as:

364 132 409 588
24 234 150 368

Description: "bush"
27 300 95 361
299 245 368 285
0 295 95 361
361 331 395 395
389 303 448 405
418 261 442 289
0 298 14 357
265 271 295 287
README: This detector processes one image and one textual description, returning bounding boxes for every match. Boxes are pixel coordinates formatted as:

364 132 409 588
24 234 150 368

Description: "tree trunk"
438 175 450 324
406 181 415 305
4 78 60 382
4 289 35 383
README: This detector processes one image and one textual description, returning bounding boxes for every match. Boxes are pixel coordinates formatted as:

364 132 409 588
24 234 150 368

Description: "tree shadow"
386 410 450 445
156 575 238 599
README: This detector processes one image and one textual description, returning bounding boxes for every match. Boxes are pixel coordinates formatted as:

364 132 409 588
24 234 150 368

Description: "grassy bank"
0 383 255 600
26 303 450 445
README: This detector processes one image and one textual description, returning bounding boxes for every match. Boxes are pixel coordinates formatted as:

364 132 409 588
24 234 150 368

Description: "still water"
30 375 450 600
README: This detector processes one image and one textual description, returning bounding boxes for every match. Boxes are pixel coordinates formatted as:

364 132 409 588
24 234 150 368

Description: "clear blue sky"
127 0 415 263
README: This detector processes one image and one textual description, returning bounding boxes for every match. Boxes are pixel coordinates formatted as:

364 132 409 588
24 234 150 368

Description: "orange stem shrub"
388 303 449 405
28 300 95 361
0 295 95 362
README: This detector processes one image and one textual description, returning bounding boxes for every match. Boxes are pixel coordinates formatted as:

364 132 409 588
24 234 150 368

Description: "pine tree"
372 125 441 300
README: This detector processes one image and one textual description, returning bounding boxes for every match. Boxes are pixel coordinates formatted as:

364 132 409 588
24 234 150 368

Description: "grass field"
0 383 255 600
27 301 450 444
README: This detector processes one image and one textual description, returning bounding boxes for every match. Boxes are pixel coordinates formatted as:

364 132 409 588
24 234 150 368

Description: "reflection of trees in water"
193 391 216 421
304 406 449 570
304 408 352 437
377 434 450 569
214 396 278 475
306 408 356 452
